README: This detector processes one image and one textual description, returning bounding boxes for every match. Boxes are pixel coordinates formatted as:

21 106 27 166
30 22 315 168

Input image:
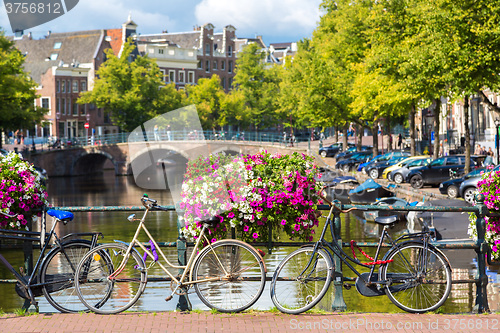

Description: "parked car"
366 156 409 179
406 155 482 189
388 157 432 183
319 142 354 158
439 167 486 198
0 148 8 156
381 155 429 179
335 146 371 161
335 151 373 172
359 151 410 174
459 165 500 203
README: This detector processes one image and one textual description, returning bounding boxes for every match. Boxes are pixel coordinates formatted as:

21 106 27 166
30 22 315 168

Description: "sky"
0 0 324 44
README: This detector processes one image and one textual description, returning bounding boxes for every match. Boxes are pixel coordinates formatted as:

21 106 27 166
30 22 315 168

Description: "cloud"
194 0 322 41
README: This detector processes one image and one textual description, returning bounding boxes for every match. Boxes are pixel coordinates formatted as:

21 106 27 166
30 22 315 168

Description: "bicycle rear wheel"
270 246 333 314
380 242 452 313
192 240 266 313
40 240 92 313
75 243 147 314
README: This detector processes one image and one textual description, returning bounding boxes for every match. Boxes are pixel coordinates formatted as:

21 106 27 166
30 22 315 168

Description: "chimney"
28 32 32 40
46 30 51 38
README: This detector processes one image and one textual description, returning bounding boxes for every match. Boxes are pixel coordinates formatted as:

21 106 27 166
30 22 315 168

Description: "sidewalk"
2 311 499 333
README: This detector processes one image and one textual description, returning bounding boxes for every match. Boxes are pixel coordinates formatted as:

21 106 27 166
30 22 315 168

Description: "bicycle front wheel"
40 240 92 313
270 246 333 314
75 243 147 314
192 240 266 313
380 242 452 313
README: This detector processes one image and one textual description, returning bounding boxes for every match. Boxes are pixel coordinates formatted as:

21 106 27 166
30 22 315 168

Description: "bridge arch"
72 150 118 175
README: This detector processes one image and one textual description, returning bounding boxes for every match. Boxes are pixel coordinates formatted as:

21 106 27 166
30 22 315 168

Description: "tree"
0 31 46 147
78 39 185 132
185 75 227 129
233 43 281 130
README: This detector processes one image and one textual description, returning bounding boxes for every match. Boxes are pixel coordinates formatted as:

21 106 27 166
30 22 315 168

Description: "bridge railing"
1 196 493 313
36 130 316 151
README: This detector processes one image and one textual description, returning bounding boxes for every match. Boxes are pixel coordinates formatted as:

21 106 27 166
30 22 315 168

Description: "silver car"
459 165 500 203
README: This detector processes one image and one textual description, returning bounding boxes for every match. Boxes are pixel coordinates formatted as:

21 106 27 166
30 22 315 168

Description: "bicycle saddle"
47 209 74 222
374 215 398 225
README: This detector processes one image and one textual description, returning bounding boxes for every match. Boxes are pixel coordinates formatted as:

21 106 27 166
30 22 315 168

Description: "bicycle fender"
113 240 144 262
381 241 452 269
189 239 268 282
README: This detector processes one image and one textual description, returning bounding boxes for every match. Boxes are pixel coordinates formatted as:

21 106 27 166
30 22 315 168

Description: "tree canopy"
0 31 46 144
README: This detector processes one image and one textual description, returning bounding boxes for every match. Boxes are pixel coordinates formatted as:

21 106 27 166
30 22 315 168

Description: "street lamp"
495 118 500 165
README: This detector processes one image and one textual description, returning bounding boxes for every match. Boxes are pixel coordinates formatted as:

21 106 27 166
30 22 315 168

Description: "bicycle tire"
40 240 92 313
75 243 147 314
270 246 333 314
192 240 266 313
380 242 452 313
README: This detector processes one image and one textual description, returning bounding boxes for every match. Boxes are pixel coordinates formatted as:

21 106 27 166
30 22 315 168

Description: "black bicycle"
0 209 102 312
270 193 452 314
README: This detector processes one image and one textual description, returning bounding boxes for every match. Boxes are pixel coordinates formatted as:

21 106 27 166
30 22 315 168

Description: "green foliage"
233 43 281 129
0 31 46 136
77 39 185 132
186 75 228 129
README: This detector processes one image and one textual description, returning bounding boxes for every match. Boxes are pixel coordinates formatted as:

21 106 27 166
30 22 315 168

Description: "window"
41 97 50 115
56 98 60 113
205 60 210 73
205 43 210 56
158 49 164 54
229 77 233 88
188 71 194 83
179 71 185 83
227 45 233 57
228 60 233 73
80 104 86 116
53 42 62 49
213 61 218 70
56 80 60 93
446 157 460 165
61 80 66 93
50 53 58 60
72 80 78 93
221 61 225 71
62 98 66 115
160 69 166 82
430 158 445 167
221 77 226 89
72 101 78 115
197 60 202 70
169 70 175 83
81 81 86 91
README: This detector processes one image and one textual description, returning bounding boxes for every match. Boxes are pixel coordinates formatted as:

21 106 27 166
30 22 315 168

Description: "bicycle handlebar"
140 195 171 211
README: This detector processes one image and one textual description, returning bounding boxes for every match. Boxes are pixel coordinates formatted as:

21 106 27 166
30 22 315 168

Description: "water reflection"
0 170 498 313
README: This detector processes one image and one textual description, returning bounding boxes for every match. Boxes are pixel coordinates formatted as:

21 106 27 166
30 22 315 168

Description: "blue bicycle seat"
47 209 74 221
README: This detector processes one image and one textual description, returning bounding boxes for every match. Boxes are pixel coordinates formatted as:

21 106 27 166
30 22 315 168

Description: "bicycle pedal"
165 295 173 302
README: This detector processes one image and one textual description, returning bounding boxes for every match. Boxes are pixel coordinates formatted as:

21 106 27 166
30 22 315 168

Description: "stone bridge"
26 141 309 177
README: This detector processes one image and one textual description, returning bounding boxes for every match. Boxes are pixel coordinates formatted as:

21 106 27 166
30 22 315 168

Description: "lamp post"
495 118 500 165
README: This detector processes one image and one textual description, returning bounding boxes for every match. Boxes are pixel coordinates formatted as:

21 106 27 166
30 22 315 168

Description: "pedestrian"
166 125 171 141
398 133 403 149
481 145 487 155
154 125 160 141
484 151 494 166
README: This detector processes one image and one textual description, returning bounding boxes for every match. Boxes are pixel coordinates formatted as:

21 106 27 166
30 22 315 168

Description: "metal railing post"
332 209 347 311
22 217 36 311
473 194 490 313
175 208 191 311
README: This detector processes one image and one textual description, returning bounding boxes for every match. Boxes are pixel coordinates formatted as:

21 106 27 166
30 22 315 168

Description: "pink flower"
228 212 235 218
252 233 259 239
281 219 287 225
243 225 250 232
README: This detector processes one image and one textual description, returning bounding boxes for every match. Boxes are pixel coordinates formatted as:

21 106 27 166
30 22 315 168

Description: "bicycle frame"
0 216 101 307
312 204 433 286
113 205 231 295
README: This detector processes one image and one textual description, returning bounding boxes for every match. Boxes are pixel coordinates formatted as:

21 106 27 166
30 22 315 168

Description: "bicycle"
270 192 452 314
74 195 266 314
0 209 103 312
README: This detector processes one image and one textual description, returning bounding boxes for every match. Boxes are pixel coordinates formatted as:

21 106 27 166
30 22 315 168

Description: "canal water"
0 170 499 313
